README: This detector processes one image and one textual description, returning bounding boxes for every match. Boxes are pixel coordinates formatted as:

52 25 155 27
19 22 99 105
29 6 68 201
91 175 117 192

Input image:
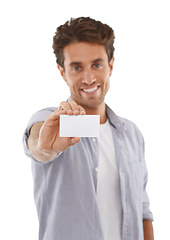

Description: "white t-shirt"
96 119 122 240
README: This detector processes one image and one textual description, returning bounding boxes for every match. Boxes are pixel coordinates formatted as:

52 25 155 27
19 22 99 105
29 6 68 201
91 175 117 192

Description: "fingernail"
67 110 72 114
74 110 79 114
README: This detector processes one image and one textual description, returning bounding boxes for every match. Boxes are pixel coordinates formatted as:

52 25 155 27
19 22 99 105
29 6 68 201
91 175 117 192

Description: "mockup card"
60 115 100 137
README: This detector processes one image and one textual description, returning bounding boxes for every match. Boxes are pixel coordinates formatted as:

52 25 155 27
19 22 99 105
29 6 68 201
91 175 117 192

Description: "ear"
57 64 67 83
109 57 114 76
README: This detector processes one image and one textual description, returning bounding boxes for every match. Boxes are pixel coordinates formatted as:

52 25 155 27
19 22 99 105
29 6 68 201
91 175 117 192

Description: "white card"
60 115 100 137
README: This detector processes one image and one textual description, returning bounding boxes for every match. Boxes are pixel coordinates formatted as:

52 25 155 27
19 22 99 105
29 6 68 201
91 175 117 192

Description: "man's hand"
39 100 86 153
28 100 86 162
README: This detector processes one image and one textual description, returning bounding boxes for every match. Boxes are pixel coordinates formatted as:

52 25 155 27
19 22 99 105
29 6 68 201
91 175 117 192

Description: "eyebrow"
92 58 104 63
69 58 104 67
69 62 81 67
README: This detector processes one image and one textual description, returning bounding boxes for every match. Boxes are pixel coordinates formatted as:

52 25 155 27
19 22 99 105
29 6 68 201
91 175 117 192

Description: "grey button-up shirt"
23 104 153 240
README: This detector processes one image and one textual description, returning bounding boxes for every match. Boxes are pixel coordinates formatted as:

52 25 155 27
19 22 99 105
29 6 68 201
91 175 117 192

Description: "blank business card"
60 115 100 137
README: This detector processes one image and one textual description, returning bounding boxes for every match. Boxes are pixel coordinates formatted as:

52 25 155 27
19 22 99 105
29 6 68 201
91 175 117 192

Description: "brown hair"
52 17 115 68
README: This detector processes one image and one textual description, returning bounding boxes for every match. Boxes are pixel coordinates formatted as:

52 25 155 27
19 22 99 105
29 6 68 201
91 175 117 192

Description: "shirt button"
95 167 99 172
92 138 96 142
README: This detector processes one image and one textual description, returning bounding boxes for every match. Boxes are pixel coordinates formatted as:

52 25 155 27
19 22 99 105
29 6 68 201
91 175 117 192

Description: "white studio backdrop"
0 0 169 239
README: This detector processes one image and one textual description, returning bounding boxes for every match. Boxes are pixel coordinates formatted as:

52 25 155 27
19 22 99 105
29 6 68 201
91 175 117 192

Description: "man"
23 17 154 240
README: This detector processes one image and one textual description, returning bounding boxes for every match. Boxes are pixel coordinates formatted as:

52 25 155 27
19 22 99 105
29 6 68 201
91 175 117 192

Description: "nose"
82 70 96 85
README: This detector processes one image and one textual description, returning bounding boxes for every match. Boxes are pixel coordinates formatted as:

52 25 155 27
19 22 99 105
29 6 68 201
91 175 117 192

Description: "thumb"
70 137 81 146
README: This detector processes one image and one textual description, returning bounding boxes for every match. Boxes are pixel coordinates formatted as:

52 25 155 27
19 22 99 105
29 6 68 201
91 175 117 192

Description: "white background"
0 0 169 239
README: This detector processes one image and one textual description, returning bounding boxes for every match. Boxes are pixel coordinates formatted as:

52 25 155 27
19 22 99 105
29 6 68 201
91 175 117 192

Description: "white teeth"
83 86 98 93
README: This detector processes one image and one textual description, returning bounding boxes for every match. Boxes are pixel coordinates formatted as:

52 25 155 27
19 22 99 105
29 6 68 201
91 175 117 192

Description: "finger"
68 100 86 115
59 100 86 115
59 101 72 112
79 105 86 115
68 100 80 114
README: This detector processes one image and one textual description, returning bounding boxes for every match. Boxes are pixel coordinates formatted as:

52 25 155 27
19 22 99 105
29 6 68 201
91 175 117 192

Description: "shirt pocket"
129 161 143 199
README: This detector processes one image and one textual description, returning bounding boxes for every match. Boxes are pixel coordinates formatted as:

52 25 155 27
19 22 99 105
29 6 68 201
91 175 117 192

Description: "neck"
83 102 107 124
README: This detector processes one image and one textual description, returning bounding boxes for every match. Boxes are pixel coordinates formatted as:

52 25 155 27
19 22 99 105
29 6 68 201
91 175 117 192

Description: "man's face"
58 42 114 110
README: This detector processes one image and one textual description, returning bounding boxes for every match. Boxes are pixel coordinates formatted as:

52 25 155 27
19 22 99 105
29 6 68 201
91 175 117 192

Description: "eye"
73 66 81 71
93 63 101 68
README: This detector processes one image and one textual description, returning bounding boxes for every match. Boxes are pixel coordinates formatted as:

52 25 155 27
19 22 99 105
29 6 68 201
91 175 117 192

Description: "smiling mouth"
82 86 99 93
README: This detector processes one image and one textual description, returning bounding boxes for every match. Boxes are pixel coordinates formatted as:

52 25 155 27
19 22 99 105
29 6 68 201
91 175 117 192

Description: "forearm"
28 138 58 162
28 122 58 162
143 220 154 240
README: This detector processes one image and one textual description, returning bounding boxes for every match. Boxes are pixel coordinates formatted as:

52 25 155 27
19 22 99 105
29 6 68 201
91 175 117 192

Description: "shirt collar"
106 104 124 132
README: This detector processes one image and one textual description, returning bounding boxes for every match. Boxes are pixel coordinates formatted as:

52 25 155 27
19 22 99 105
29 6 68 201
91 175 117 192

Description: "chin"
81 97 105 109
71 92 106 109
